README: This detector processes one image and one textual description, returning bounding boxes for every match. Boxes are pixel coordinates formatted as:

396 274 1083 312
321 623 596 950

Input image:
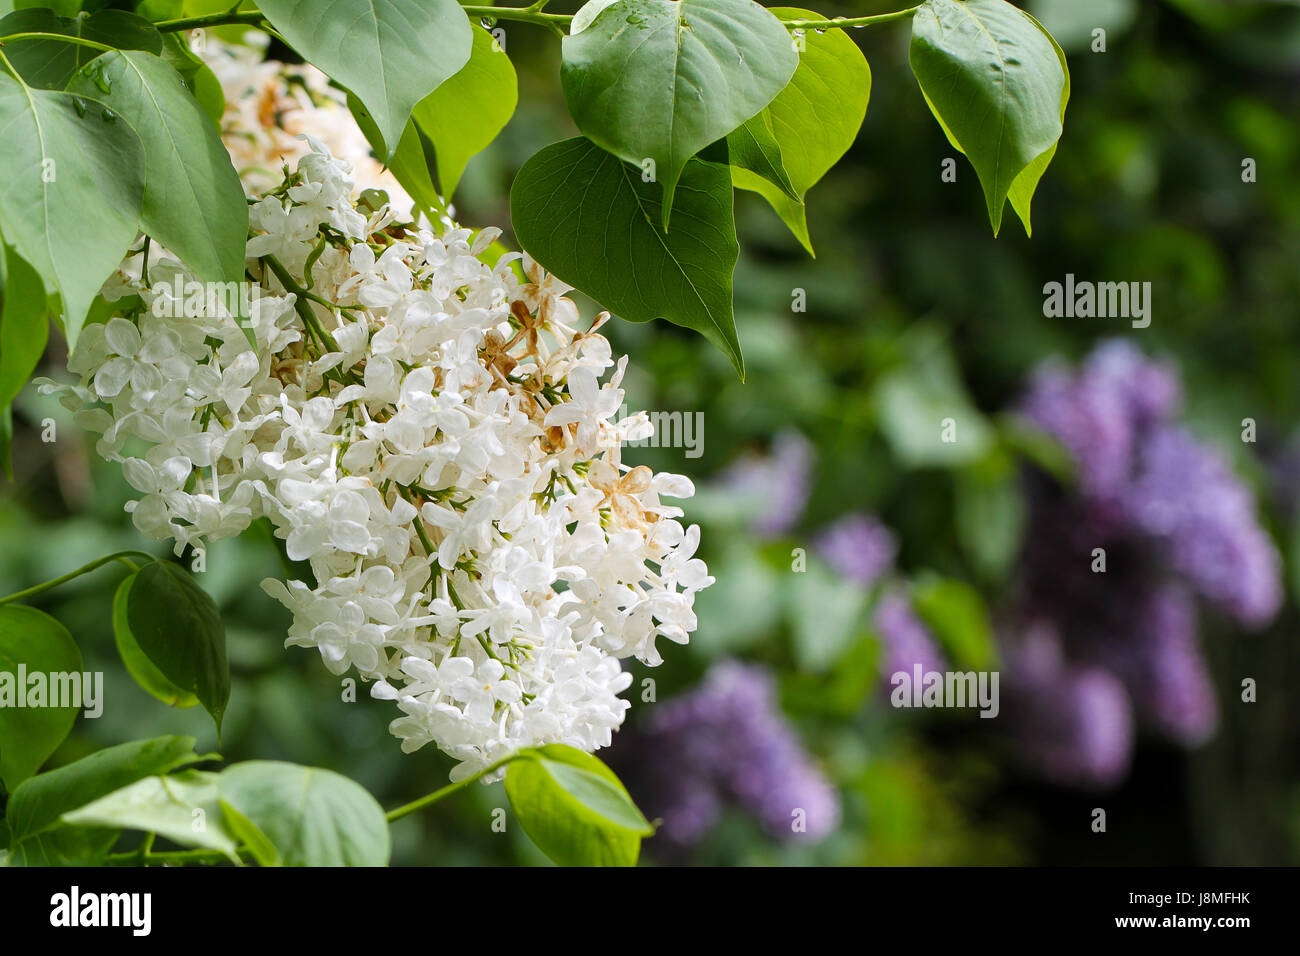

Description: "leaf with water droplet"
0 7 161 89
0 76 144 349
67 51 248 284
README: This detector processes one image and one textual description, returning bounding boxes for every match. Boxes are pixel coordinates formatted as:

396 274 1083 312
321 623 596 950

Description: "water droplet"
814 27 827 34
479 15 497 29
101 108 116 122
73 97 86 118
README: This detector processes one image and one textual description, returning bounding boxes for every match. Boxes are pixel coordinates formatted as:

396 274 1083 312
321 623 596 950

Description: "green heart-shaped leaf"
511 136 743 377
62 769 239 860
561 0 797 229
909 0 1069 236
125 560 228 732
731 6 871 255
7 735 209 844
505 745 652 867
257 0 473 160
217 761 390 866
412 23 518 199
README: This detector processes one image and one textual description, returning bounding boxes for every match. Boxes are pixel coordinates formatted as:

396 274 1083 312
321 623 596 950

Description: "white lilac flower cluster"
39 141 712 780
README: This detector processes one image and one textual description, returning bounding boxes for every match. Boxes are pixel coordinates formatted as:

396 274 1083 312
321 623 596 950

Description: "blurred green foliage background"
3 0 1299 865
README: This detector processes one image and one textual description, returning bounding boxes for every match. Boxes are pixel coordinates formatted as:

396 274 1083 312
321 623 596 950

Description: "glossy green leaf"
125 560 228 731
348 94 447 218
561 0 797 228
0 76 144 349
112 571 199 709
726 111 799 202
217 761 390 866
2 824 121 866
256 0 472 159
68 50 246 282
505 744 652 867
62 769 239 859
412 23 517 198
158 31 225 126
909 0 1068 235
1006 13 1070 236
511 136 743 377
6 735 208 844
732 6 871 255
0 7 161 89
0 605 82 790
0 243 49 410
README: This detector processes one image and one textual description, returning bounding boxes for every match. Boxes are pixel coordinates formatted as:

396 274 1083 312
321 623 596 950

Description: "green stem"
385 754 518 823
263 254 341 353
154 11 266 34
299 287 361 321
105 846 255 866
461 5 573 28
782 6 922 30
0 550 155 607
0 32 117 53
399 485 439 559
97 3 912 47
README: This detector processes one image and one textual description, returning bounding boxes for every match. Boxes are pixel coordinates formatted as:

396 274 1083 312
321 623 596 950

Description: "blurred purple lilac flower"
1124 425 1282 627
1020 340 1182 521
1094 585 1218 746
611 660 840 848
815 513 898 588
1020 339 1279 626
719 430 812 537
1005 623 1134 788
1003 339 1280 787
873 587 946 680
